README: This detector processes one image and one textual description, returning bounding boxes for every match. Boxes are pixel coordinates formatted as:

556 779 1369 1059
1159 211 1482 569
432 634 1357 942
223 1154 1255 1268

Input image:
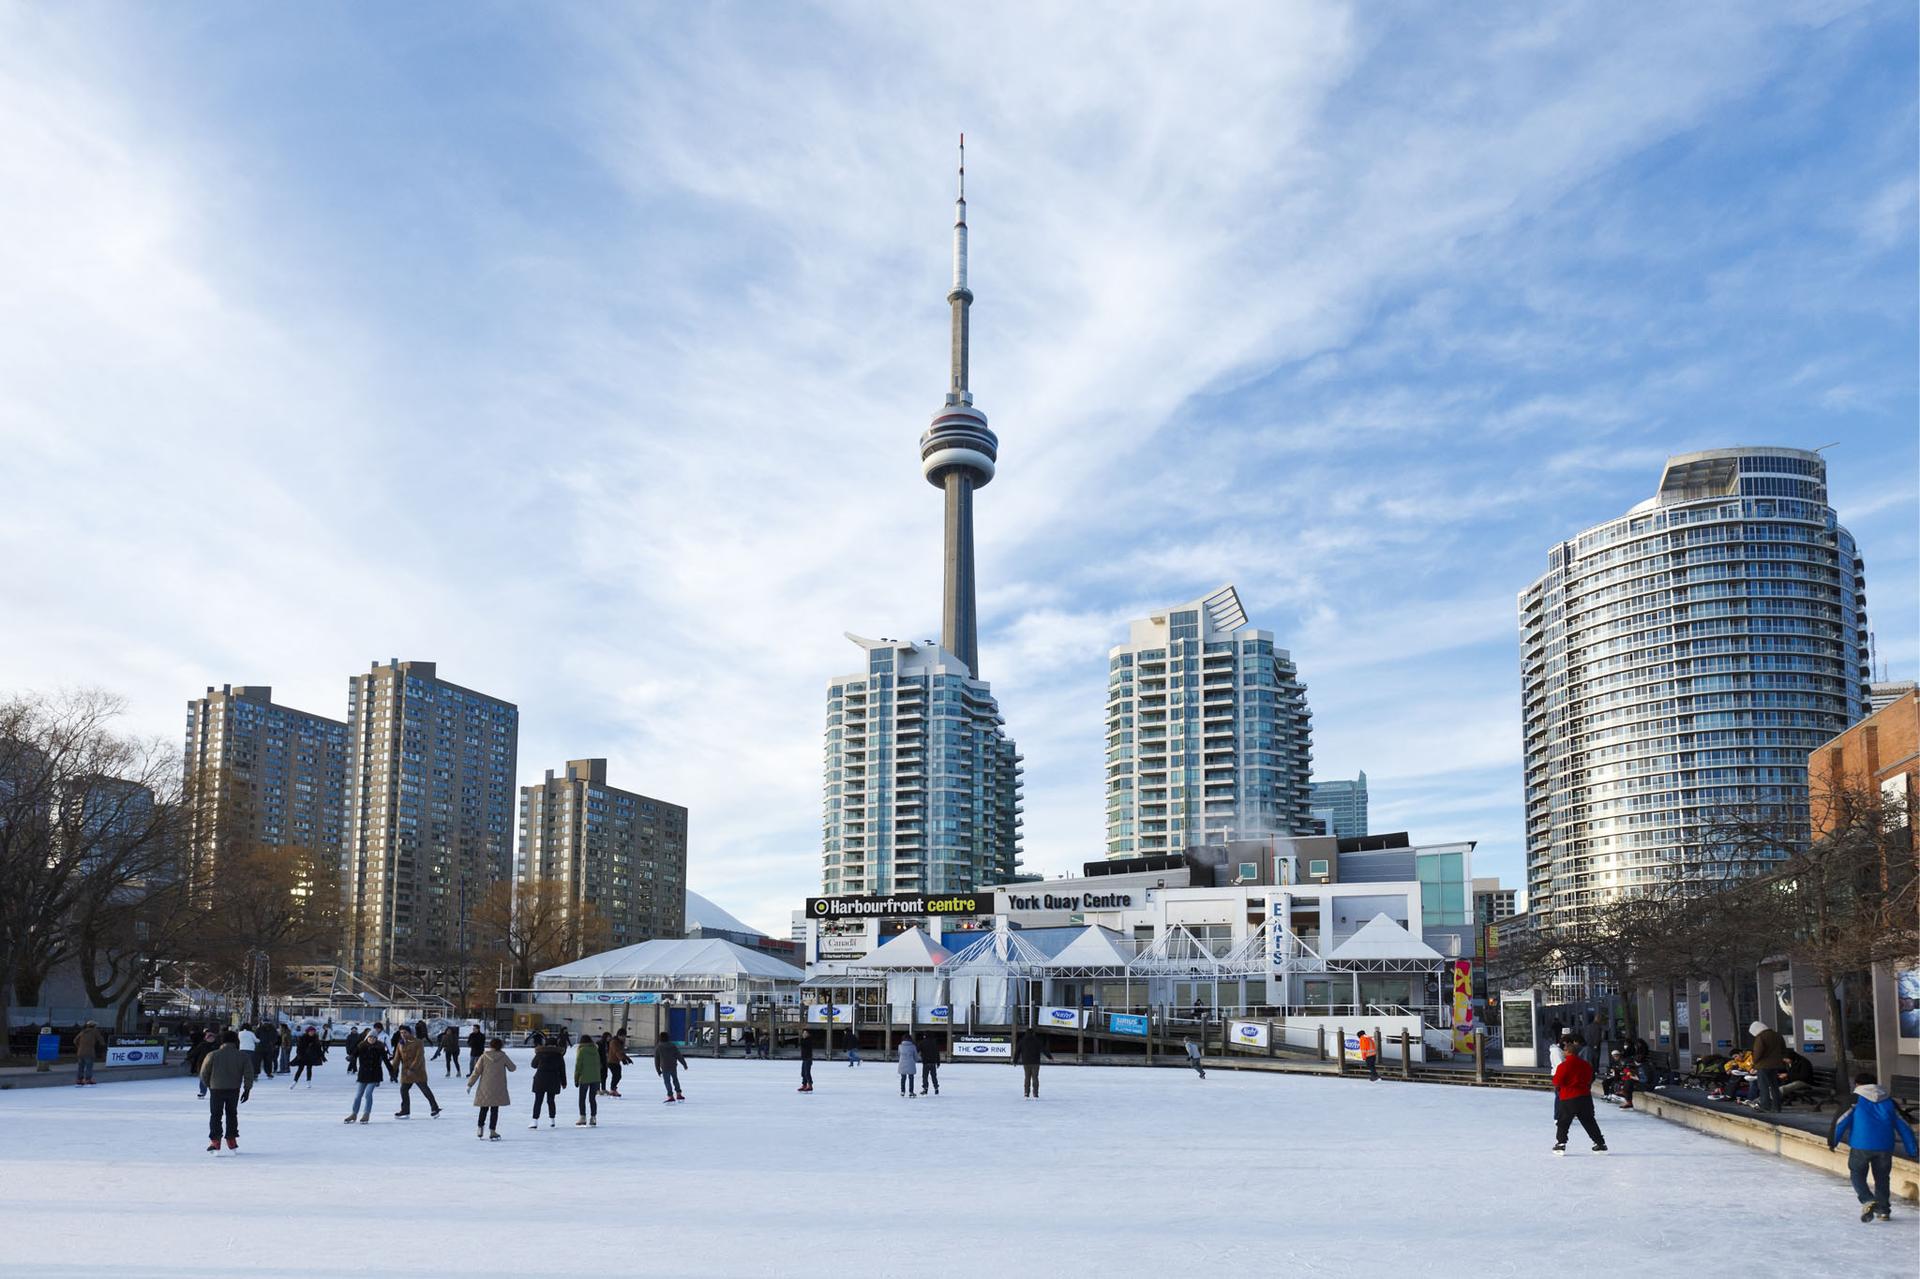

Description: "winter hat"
1748 1020 1768 1036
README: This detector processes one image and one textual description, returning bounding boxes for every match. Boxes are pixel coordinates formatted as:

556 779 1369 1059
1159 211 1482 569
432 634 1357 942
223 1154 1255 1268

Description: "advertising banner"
1037 1006 1085 1030
1800 1018 1825 1052
1107 1012 1149 1037
568 992 662 1005
1228 1020 1269 1049
920 1005 952 1025
106 1043 166 1068
711 1004 748 1024
805 1004 854 1025
1451 960 1475 1054
817 932 869 959
805 894 995 920
952 1036 1012 1059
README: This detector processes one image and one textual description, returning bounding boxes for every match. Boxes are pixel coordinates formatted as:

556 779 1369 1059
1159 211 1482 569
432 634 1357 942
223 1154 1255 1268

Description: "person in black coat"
526 1032 567 1128
466 1026 486 1072
438 1025 462 1076
344 1027 365 1074
345 1031 387 1123
798 1033 815 1093
185 1029 218 1098
1014 1030 1054 1098
290 1027 327 1086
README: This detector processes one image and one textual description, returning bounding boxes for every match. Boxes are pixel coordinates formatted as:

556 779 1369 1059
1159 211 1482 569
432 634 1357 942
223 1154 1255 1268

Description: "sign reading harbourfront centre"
805 894 996 919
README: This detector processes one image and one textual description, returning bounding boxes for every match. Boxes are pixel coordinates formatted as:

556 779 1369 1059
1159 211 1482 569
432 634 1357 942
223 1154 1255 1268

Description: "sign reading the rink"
806 894 994 919
1228 1020 1269 1049
952 1036 1012 1058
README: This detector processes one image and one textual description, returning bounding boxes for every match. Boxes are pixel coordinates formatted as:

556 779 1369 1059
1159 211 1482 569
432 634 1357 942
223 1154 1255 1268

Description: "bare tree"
471 879 611 997
198 847 339 1021
0 691 183 1020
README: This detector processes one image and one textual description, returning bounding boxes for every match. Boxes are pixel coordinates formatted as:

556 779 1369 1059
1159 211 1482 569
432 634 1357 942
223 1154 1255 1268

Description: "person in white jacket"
896 1037 919 1099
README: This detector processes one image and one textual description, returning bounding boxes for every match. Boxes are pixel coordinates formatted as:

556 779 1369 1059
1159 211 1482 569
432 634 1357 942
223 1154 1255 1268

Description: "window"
1308 859 1329 879
1237 862 1258 880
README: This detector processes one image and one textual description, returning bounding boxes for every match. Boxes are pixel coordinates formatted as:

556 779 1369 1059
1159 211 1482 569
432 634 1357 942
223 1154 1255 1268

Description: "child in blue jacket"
1828 1071 1918 1222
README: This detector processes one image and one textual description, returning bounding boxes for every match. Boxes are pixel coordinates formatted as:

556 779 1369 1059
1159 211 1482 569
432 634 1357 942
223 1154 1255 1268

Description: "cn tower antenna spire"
920 135 998 677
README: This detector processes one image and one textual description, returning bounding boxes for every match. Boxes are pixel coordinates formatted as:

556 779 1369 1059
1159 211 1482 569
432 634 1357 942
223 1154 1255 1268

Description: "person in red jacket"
1552 1034 1608 1154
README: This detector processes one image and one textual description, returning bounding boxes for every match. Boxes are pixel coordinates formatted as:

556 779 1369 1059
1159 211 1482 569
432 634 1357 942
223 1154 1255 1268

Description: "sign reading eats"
805 894 993 919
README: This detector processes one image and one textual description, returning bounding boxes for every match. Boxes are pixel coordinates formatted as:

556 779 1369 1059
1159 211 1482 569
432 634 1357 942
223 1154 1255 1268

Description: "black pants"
533 1088 558 1119
1364 1054 1378 1080
398 1080 438 1115
578 1082 599 1117
1850 1149 1894 1212
607 1061 622 1092
208 1088 240 1141
292 1062 316 1083
443 1049 459 1076
661 1067 680 1097
1555 1096 1606 1146
1188 1056 1207 1079
900 1073 913 1095
256 1048 275 1077
477 1105 499 1132
921 1063 939 1094
1022 1063 1040 1096
800 1061 813 1088
1757 1068 1782 1112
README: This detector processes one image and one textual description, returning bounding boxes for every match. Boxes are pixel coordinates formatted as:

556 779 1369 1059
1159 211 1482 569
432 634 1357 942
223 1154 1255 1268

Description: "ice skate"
207 1140 220 1153
589 1116 597 1126
1591 1143 1607 1153
1552 1143 1565 1155
529 1121 539 1129
576 1117 588 1126
342 1115 357 1123
488 1131 501 1141
225 1138 237 1151
358 1114 369 1124
1860 1206 1875 1223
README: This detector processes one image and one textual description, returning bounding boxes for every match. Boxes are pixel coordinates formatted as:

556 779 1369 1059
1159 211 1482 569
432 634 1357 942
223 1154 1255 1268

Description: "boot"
207 1140 220 1153
589 1116 597 1126
226 1138 237 1151
358 1114 369 1124
576 1117 588 1126
343 1115 358 1124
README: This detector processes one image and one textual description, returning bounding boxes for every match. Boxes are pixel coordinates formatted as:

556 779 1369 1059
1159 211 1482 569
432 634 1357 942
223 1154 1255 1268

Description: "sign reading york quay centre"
805 894 995 919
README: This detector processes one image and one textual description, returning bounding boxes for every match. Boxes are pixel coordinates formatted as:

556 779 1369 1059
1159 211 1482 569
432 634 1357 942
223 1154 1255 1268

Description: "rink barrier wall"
0 1062 181 1090
1635 1090 1920 1202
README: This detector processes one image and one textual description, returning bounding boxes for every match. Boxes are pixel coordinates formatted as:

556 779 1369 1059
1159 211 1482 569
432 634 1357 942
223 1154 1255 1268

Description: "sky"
2 3 1915 937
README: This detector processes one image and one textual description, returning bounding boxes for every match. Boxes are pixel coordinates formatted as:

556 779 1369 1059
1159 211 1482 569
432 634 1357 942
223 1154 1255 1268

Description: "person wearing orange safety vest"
1355 1031 1379 1081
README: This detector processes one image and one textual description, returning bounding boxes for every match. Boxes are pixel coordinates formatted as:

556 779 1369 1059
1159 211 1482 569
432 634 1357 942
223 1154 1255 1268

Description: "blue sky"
3 3 1914 935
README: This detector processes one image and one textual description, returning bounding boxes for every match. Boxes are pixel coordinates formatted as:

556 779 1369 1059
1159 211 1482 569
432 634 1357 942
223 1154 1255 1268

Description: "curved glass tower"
1518 447 1871 933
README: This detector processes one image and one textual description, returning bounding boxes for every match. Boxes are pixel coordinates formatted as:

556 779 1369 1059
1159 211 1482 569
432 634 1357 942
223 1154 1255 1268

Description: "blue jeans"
1849 1150 1893 1212
350 1080 379 1118
76 1057 95 1084
661 1068 680 1097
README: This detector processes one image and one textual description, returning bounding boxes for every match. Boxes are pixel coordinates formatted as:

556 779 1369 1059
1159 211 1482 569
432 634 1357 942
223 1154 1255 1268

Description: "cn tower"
918 135 998 678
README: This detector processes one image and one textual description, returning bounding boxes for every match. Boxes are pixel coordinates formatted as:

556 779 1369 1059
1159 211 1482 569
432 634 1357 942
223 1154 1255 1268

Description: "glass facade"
1105 586 1313 857
1518 447 1871 933
821 639 1022 895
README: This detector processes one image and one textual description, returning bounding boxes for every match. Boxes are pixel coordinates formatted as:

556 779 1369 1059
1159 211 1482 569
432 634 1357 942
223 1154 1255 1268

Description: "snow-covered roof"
535 937 801 985
685 889 762 937
1324 914 1443 963
1044 926 1134 969
856 927 951 969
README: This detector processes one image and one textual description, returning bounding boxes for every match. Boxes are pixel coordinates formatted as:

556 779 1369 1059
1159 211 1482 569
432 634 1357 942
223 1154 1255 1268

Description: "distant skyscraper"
184 684 347 902
518 759 687 949
820 141 1022 896
822 637 1022 895
1519 447 1871 934
342 661 518 980
1868 680 1915 714
1309 772 1369 840
1104 585 1313 858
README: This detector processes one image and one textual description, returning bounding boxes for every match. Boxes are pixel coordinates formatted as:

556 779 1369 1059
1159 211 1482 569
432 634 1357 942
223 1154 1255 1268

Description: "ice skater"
466 1025 487 1074
798 1033 815 1093
1357 1030 1378 1081
277 1023 294 1074
290 1026 325 1087
393 1029 442 1118
343 1025 364 1074
185 1029 217 1098
438 1024 462 1076
529 1032 566 1128
344 1025 386 1123
896 1034 919 1098
1551 1034 1607 1154
605 1032 631 1097
846 1044 862 1067
1015 1029 1053 1098
1828 1071 1917 1222
1182 1037 1206 1080
198 1030 255 1153
574 1033 602 1126
655 1033 688 1102
73 1020 103 1086
467 1036 515 1140
919 1035 940 1096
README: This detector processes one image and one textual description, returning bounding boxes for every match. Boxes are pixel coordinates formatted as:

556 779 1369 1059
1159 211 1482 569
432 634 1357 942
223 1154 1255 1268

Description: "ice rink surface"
2 1053 1914 1278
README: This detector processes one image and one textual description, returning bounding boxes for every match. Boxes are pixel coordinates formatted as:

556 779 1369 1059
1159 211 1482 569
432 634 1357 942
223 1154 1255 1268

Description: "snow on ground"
1 1053 1913 1278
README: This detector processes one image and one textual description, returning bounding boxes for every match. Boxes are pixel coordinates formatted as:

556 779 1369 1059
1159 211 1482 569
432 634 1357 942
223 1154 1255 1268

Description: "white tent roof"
1044 926 1134 969
535 937 802 985
856 927 951 969
685 890 762 937
1325 914 1444 964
